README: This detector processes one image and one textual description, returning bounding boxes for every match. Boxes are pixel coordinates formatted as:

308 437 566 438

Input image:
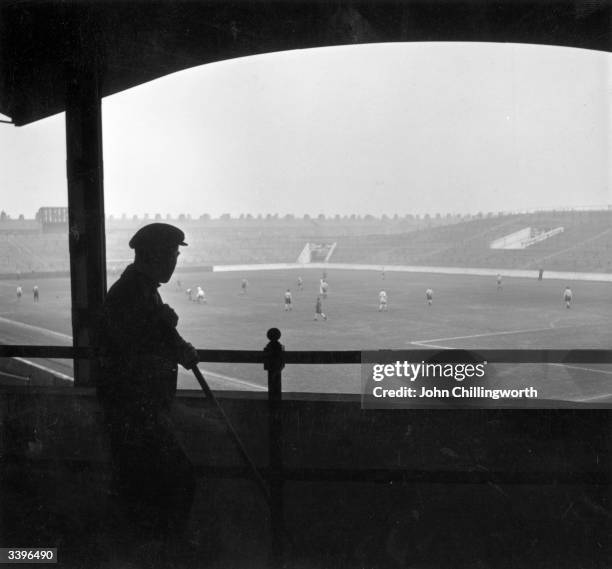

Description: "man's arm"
169 327 199 369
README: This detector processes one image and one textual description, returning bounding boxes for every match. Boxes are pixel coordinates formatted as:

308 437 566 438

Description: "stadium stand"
332 210 612 273
1 210 612 274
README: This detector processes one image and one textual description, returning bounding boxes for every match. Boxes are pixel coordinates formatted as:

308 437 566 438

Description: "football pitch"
1 268 611 403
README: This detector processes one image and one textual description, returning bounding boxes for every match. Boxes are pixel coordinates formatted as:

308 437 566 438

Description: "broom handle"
190 365 271 505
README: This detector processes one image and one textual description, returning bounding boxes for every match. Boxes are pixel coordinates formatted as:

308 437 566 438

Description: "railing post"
264 327 285 569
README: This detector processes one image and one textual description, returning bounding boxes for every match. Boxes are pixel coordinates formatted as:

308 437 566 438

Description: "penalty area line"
410 324 563 346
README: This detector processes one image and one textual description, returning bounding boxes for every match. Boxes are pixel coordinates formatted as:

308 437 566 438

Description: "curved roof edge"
1 0 610 126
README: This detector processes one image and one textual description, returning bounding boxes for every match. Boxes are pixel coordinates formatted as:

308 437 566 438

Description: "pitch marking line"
0 316 261 390
0 315 72 342
410 324 562 347
574 393 612 402
410 326 612 389
548 363 612 376
13 357 74 382
179 367 266 391
410 341 452 350
2 361 264 390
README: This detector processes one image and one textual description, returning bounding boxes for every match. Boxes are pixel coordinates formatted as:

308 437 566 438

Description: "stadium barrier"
213 263 311 272
2 261 611 284
0 269 71 280
211 262 612 282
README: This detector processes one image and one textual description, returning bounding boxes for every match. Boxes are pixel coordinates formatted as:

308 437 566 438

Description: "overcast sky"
1 42 610 218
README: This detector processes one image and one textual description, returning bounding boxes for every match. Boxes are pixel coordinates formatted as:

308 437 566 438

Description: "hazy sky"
1 42 610 218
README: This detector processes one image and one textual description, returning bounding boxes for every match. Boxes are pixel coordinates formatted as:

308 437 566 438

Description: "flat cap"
129 223 187 250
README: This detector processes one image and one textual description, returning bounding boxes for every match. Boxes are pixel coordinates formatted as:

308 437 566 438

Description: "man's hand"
178 342 199 370
158 303 179 329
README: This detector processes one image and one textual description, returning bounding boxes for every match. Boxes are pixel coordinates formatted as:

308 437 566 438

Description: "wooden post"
64 15 106 386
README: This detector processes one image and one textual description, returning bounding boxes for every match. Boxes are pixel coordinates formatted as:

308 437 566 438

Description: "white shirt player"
196 286 206 303
378 290 388 311
320 280 329 297
563 287 572 308
425 288 433 305
284 290 293 311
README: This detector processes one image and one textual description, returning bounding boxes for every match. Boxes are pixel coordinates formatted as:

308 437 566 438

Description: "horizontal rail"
1 456 607 485
1 345 612 364
196 466 610 486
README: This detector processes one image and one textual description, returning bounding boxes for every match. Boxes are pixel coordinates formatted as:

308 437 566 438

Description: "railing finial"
267 327 281 342
264 328 284 372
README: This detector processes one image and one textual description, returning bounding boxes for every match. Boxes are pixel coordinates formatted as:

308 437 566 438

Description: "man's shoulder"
105 265 148 304
107 267 135 291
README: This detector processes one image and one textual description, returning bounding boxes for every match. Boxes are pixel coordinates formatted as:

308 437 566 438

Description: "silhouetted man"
96 223 199 553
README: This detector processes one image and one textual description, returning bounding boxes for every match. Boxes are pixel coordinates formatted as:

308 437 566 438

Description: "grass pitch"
1 268 611 402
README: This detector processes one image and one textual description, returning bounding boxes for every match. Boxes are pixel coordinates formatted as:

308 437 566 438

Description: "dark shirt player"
96 223 199 550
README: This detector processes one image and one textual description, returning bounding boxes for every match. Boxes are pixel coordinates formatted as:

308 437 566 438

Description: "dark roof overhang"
1 1 609 126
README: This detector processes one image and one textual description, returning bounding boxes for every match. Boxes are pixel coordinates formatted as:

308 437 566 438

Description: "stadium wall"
1 387 608 567
0 270 71 280
2 262 610 283
212 262 612 282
